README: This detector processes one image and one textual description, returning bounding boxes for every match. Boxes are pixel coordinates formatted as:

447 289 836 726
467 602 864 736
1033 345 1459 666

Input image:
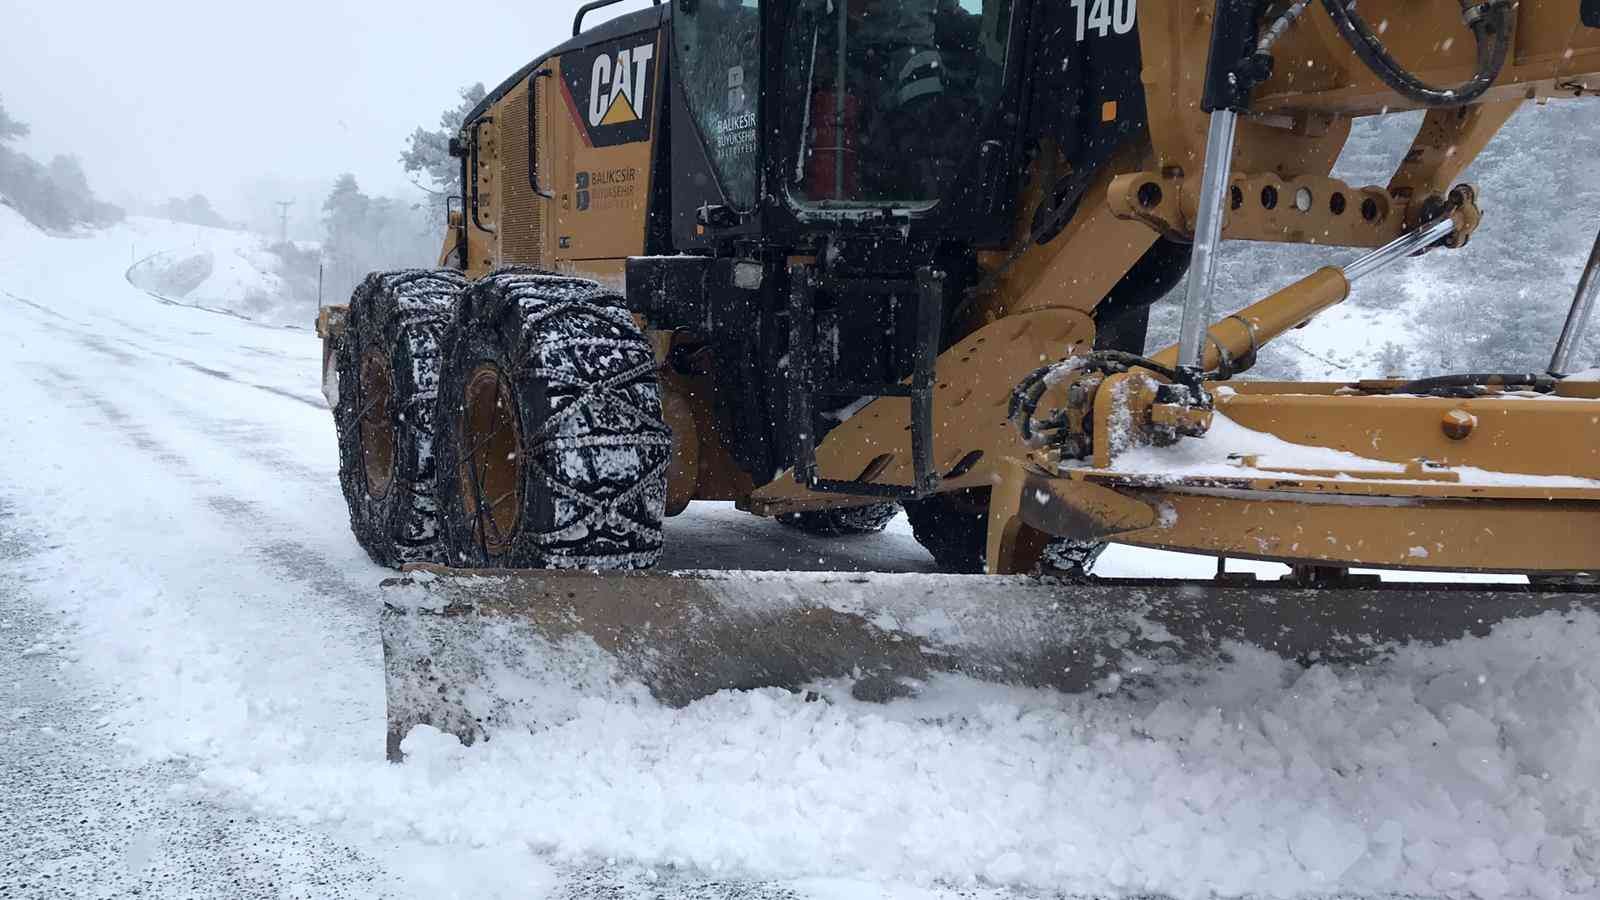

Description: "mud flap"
379 568 1598 761
320 340 340 410
316 305 348 411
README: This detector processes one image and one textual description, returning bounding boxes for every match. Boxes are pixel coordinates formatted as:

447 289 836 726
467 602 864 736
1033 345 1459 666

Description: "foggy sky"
0 0 626 230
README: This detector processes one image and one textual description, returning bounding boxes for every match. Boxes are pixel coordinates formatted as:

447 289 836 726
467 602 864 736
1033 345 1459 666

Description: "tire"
777 503 898 537
902 488 1104 576
1040 539 1106 579
435 267 672 570
1528 572 1600 589
901 488 990 573
334 269 466 568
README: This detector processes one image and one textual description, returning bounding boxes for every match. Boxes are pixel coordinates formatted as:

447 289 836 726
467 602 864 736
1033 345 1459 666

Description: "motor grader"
316 0 1600 758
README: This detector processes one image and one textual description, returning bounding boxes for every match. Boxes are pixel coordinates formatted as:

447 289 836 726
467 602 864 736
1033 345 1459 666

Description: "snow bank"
0 199 36 234
0 207 320 329
122 217 316 327
202 610 1600 899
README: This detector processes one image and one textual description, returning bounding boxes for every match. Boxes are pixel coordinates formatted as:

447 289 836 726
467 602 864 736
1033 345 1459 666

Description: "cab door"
548 25 667 284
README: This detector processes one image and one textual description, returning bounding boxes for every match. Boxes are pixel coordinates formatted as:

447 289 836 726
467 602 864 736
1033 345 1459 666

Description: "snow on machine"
313 0 1600 758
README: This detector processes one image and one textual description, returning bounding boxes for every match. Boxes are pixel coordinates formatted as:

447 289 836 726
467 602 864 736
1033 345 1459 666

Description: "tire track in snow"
0 492 389 899
105 314 299 359
1 287 88 325
43 365 948 897
101 327 324 409
10 293 347 570
32 364 370 617
95 324 324 410
545 863 806 900
46 366 193 468
165 357 325 410
201 495 370 607
4 290 326 411
20 358 387 735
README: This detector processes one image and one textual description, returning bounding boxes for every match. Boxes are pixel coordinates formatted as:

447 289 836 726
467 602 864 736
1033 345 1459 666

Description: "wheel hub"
358 350 397 500
458 364 524 556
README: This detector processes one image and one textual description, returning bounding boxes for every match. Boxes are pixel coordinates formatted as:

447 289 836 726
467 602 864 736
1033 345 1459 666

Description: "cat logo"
588 43 654 127
561 33 659 148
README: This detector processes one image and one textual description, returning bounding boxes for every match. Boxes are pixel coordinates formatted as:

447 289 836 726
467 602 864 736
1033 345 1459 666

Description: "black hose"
1007 351 1206 446
1319 0 1512 108
1393 373 1558 395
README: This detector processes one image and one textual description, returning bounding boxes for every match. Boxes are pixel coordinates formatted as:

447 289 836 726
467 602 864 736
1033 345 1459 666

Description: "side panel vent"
498 81 545 266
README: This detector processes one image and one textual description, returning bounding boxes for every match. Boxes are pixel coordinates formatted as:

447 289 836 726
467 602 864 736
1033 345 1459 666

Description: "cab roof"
462 3 670 127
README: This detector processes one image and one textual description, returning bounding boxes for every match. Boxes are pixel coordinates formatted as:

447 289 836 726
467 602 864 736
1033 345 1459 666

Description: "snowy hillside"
119 215 320 328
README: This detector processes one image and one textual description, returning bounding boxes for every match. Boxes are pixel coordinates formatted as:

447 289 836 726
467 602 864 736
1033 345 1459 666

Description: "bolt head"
1441 408 1478 440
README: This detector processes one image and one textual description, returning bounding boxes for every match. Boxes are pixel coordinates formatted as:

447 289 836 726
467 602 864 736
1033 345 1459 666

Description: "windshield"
673 0 763 211
784 0 1013 208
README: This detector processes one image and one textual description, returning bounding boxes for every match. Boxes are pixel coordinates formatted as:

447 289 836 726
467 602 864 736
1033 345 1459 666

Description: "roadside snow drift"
119 216 315 327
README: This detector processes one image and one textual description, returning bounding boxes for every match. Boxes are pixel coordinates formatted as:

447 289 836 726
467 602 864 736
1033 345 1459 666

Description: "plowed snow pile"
202 611 1600 899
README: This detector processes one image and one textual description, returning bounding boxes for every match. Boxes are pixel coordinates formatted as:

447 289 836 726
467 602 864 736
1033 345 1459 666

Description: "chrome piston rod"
1342 216 1457 283
1549 226 1600 377
1176 109 1240 370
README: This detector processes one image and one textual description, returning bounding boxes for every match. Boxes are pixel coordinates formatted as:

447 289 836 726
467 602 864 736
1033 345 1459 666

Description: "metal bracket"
572 0 661 36
788 267 945 499
468 117 497 236
529 70 555 200
1550 224 1600 376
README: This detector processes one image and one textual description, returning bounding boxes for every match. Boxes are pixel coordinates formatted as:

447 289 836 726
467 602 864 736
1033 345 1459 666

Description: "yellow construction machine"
315 0 1600 758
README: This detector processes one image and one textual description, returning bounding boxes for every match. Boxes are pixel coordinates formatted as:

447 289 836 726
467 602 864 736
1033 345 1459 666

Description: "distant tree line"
303 82 487 305
0 94 123 230
158 193 231 229
314 172 442 303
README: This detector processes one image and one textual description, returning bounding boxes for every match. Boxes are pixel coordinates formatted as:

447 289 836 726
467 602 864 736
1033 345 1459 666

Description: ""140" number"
1071 0 1137 41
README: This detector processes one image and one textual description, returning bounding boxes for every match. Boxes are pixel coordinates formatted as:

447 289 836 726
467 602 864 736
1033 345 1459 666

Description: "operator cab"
672 0 1026 245
626 0 1148 491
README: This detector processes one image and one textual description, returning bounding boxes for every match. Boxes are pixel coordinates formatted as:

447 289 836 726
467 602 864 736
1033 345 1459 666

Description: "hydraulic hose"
1393 373 1559 396
1319 0 1513 107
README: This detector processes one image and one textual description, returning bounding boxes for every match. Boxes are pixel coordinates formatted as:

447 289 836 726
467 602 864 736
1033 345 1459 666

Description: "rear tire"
901 489 989 573
902 488 1105 576
777 504 898 537
435 268 672 570
1040 539 1107 579
334 269 466 567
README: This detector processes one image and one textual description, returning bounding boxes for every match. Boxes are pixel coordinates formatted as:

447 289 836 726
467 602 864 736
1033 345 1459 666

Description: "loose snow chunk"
1289 815 1368 882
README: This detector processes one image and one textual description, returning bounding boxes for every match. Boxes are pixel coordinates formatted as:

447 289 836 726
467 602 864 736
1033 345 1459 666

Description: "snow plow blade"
379 568 1597 761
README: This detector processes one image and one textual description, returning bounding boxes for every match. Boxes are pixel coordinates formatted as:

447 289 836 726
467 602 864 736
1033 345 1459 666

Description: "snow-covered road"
3 211 1598 899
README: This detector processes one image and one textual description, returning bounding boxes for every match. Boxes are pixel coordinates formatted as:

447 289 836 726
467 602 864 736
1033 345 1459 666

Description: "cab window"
674 0 762 211
783 0 1014 208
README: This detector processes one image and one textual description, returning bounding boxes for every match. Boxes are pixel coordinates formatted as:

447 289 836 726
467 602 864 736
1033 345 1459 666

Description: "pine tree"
0 96 28 143
322 174 381 298
158 193 227 228
400 83 487 215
